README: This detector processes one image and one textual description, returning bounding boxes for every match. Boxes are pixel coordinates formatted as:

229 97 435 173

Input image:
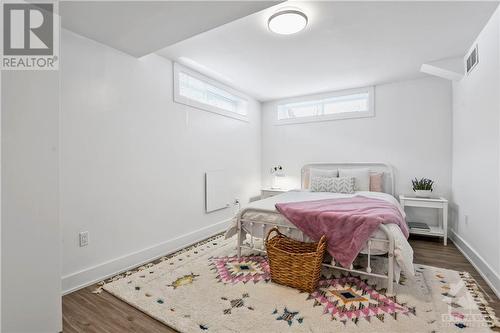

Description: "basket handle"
265 227 282 243
317 235 327 251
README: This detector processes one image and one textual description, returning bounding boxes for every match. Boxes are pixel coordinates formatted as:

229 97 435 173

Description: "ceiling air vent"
466 45 479 75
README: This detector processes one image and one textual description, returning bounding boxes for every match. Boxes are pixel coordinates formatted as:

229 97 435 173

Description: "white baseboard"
62 219 231 295
450 229 500 299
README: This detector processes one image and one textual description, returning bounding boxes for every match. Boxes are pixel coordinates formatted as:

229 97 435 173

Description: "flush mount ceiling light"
268 9 308 35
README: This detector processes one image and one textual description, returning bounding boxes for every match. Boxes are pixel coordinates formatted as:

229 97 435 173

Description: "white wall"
451 7 500 295
262 77 452 199
60 30 261 293
1 71 61 332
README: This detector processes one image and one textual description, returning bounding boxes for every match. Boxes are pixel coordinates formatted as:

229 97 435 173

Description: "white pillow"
308 168 338 189
339 168 370 191
310 176 355 194
309 168 338 178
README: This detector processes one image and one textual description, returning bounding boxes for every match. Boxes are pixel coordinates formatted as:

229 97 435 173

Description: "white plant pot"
415 190 432 198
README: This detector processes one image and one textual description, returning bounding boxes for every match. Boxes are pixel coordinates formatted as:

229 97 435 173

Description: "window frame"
173 62 249 122
274 86 375 125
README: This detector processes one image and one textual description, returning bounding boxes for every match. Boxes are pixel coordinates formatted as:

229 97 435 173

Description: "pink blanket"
275 196 408 268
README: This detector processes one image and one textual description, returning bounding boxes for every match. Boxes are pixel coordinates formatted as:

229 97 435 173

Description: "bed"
226 162 414 295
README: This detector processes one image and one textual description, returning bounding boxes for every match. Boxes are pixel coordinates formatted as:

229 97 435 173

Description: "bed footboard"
236 209 396 295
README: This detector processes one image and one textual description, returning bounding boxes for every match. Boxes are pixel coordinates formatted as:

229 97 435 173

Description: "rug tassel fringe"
460 271 500 328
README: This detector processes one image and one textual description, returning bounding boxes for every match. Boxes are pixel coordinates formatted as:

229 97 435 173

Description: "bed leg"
387 252 394 295
387 237 395 296
379 224 395 296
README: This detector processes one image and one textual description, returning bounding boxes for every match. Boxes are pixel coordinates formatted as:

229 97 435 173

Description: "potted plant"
412 177 434 197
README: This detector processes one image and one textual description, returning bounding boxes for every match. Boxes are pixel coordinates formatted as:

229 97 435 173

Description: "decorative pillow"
310 176 355 194
306 168 338 189
309 168 338 178
339 168 370 191
370 172 384 192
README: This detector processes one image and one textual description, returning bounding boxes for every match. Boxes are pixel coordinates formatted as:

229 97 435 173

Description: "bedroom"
1 0 500 332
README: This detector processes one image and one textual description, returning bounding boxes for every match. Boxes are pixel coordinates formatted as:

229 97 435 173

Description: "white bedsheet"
226 190 414 279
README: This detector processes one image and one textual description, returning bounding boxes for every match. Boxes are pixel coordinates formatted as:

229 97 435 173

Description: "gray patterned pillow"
310 176 355 194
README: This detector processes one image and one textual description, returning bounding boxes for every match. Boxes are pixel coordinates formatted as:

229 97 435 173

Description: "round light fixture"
268 9 308 35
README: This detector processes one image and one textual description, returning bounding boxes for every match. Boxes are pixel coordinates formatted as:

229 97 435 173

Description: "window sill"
274 110 374 125
174 95 249 122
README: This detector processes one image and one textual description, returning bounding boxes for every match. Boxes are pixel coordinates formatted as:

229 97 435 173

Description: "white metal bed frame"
236 162 397 295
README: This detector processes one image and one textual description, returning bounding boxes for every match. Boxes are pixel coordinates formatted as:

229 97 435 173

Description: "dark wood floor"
63 236 500 332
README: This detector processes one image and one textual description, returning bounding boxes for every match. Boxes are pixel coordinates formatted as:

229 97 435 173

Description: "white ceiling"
157 1 499 101
60 1 280 57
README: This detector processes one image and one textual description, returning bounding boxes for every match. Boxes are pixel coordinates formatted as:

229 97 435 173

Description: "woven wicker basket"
265 227 327 293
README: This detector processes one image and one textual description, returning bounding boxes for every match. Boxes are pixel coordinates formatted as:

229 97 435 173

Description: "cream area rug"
101 235 498 333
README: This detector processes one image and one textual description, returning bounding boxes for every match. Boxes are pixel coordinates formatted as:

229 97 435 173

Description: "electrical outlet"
464 215 469 226
79 231 89 247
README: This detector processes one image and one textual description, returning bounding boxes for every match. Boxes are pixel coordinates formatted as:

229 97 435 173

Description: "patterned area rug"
101 235 498 332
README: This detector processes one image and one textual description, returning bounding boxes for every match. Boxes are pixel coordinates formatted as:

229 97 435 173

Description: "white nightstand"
399 195 448 245
261 188 289 199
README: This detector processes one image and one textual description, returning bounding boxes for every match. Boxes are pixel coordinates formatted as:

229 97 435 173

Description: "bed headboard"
301 162 395 196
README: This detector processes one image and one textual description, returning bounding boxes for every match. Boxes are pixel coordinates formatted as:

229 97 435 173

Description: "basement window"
276 87 374 125
173 63 248 121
